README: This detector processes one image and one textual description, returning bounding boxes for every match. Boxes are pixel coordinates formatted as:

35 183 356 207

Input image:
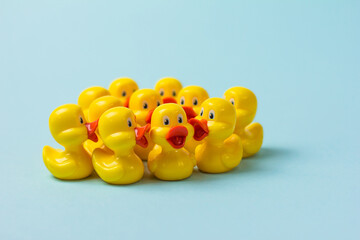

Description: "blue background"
1 0 359 239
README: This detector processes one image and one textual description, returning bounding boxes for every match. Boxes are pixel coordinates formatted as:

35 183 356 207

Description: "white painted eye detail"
192 97 198 106
159 89 164 96
200 108 204 116
230 98 235 105
209 110 215 120
177 114 183 124
127 117 132 127
180 96 185 105
163 116 170 125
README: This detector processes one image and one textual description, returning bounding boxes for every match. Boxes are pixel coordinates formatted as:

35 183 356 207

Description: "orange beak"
123 97 130 108
162 97 177 104
182 106 197 120
85 120 99 142
145 109 154 124
166 125 188 149
188 118 209 141
135 124 150 148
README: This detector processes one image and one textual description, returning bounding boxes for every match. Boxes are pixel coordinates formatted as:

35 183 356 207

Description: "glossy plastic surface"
77 86 110 121
92 107 146 184
109 77 139 107
129 89 162 160
148 104 195 180
154 77 182 104
224 87 263 157
189 98 243 173
42 104 98 179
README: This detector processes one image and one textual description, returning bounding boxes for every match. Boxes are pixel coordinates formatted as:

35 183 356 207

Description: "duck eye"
180 97 185 105
193 97 198 106
200 108 204 117
122 91 126 97
172 90 176 97
163 116 170 126
133 89 136 92
178 114 183 124
127 118 132 127
230 98 235 105
143 101 148 109
157 101 161 107
80 117 84 124
159 89 164 96
209 110 215 120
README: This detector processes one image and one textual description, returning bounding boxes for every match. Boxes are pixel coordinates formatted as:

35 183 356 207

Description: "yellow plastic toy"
148 104 196 180
109 77 139 107
177 86 210 154
154 77 182 104
189 98 243 173
78 86 110 121
83 95 122 154
43 104 98 180
224 87 263 157
92 107 149 184
129 89 162 160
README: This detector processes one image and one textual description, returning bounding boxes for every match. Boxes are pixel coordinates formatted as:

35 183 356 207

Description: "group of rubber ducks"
43 77 264 184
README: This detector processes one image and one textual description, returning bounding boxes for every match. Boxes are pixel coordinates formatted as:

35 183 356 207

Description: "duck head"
128 89 162 126
224 87 257 116
98 107 149 154
154 77 182 104
88 95 122 122
78 86 110 121
49 104 98 147
109 77 139 107
178 86 209 115
189 98 236 142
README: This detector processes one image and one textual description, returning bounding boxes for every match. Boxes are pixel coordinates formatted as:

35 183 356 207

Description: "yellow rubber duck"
177 86 210 154
92 107 149 184
83 95 122 154
148 104 196 180
109 77 138 107
224 87 263 157
78 86 110 121
154 77 182 104
189 98 243 173
129 89 162 160
43 104 98 180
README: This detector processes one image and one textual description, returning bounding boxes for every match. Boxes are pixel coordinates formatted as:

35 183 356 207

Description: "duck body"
92 107 148 184
224 87 263 157
189 98 242 173
148 104 196 180
43 104 98 180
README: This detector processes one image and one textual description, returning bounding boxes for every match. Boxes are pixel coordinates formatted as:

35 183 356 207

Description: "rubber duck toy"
92 107 149 184
177 86 210 154
154 77 182 104
43 104 98 180
224 87 263 157
78 86 110 121
129 89 162 160
188 98 242 173
83 95 122 154
148 103 196 180
109 77 139 107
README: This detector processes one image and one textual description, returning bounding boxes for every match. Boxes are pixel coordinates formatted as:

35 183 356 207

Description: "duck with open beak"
147 103 196 181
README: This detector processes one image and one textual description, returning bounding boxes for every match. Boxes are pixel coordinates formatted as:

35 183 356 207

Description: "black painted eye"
143 102 148 109
122 91 126 97
80 117 84 124
230 98 235 105
180 97 185 105
178 114 183 124
193 98 198 106
160 90 164 96
200 108 204 116
157 101 160 106
127 118 132 127
172 90 176 97
209 110 215 120
133 89 136 92
163 116 170 125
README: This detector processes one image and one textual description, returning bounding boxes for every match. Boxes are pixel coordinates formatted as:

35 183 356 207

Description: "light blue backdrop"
1 0 359 239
